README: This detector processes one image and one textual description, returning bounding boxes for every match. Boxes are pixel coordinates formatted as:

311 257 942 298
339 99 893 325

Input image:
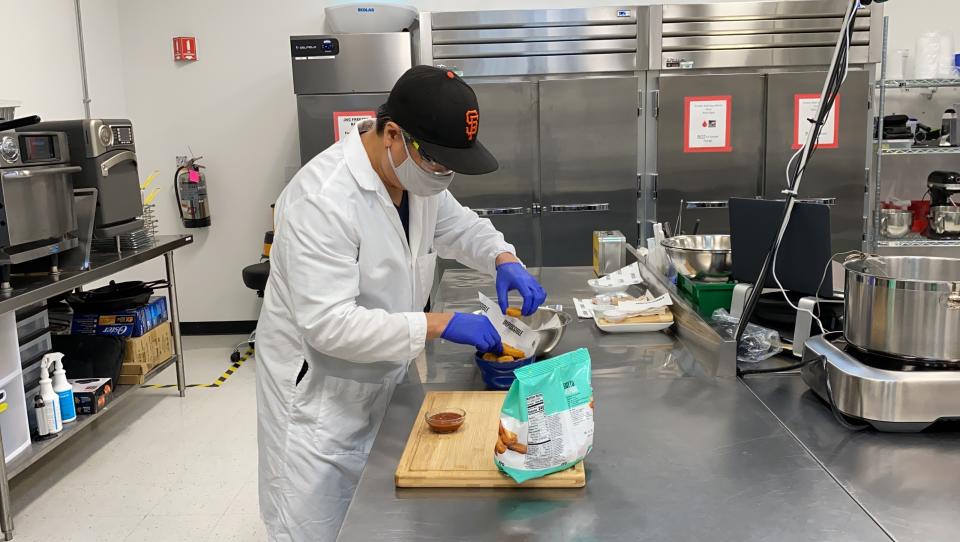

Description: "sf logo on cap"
465 109 479 141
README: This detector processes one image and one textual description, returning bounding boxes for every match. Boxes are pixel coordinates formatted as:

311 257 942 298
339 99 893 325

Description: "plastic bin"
16 310 49 343
676 275 736 319
21 357 42 392
0 373 32 463
19 331 51 367
14 300 45 321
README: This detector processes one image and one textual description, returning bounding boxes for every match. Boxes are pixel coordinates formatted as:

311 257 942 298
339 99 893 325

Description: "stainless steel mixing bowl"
660 235 733 282
518 307 573 357
473 306 573 357
879 208 913 238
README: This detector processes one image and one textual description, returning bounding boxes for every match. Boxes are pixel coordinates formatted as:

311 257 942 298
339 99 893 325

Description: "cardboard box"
70 378 114 415
72 296 168 337
119 322 172 383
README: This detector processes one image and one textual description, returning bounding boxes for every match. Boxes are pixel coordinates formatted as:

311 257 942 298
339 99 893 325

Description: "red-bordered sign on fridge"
793 94 840 150
683 95 732 153
332 111 376 142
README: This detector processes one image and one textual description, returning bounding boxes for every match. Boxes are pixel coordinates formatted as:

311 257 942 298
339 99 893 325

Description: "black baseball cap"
384 66 498 175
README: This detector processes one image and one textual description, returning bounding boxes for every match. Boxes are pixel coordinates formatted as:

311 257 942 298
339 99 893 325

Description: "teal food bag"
494 348 594 484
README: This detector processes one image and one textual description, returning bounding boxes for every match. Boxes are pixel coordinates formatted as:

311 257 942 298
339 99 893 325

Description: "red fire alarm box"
173 37 198 61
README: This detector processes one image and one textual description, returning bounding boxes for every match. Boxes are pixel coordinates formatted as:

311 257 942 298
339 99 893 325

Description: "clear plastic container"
21 358 42 392
18 331 51 366
16 310 48 342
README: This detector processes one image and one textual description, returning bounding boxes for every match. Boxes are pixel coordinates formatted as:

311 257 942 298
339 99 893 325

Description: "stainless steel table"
745 374 960 542
0 235 192 540
337 267 891 541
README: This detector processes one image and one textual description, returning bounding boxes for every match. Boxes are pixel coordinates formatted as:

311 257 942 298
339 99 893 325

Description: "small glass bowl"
425 407 466 434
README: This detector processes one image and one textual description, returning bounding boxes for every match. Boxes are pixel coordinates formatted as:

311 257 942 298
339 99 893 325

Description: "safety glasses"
402 131 454 177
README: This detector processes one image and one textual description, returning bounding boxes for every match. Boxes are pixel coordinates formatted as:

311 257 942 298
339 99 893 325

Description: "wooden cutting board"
395 391 586 488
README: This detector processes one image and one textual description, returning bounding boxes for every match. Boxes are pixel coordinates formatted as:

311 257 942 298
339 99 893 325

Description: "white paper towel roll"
937 34 956 78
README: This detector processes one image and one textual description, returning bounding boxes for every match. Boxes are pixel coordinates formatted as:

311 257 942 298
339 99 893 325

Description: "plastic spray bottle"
48 353 76 423
38 356 62 434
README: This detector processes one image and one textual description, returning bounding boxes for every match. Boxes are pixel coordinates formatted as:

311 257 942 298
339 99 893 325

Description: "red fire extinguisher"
174 156 211 228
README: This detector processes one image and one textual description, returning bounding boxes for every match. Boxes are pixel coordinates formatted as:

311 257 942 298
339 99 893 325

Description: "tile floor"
8 335 263 542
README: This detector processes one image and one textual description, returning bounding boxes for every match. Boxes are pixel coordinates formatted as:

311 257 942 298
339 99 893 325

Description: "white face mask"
387 135 455 197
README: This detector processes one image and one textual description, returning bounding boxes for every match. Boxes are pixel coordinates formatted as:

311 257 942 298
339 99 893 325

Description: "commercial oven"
24 119 143 238
644 0 881 253
419 7 646 267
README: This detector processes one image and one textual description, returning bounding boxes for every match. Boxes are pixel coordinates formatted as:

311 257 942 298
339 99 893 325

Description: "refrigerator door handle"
547 203 610 213
472 206 528 217
798 197 838 206
685 200 728 209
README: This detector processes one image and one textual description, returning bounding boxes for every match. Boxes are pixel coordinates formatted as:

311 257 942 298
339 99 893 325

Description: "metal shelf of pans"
877 79 960 89
879 146 960 155
877 236 960 248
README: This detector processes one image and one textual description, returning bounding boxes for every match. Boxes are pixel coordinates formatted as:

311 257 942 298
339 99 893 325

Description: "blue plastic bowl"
474 352 536 390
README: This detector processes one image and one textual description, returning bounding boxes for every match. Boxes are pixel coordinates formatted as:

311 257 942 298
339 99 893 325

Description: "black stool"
242 261 270 297
233 261 270 361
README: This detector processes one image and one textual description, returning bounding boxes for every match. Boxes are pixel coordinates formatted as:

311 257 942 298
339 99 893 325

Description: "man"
256 65 547 541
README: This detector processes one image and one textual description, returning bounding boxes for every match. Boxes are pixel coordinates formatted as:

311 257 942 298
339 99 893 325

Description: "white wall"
11 0 958 323
7 0 85 119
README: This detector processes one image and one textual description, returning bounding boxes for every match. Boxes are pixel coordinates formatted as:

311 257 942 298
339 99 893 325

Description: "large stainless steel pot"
844 255 960 362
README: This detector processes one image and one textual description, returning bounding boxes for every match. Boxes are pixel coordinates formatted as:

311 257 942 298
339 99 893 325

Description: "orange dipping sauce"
425 408 466 433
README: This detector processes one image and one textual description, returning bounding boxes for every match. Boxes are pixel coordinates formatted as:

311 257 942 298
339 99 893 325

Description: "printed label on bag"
478 292 539 356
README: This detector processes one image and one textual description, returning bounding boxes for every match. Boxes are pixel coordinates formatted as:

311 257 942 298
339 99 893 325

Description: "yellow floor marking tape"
141 347 254 389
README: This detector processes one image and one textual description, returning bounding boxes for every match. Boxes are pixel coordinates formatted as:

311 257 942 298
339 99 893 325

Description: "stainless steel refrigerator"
418 7 646 267
644 1 882 253
291 33 413 165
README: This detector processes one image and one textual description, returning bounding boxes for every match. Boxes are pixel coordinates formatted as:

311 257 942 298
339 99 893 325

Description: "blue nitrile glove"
496 262 547 316
440 313 503 354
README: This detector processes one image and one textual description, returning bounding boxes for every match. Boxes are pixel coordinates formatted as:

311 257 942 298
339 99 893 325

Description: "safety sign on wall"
793 94 840 150
683 96 732 153
332 111 376 142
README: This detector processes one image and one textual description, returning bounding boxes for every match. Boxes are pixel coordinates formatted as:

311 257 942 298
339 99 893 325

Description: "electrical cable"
737 331 843 376
823 354 871 431
735 0 861 343
738 358 815 376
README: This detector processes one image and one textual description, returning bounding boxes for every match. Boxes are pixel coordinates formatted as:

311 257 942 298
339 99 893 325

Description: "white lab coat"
256 123 515 542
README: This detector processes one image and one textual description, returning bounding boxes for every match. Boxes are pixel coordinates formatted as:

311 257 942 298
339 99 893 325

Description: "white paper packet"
478 292 540 356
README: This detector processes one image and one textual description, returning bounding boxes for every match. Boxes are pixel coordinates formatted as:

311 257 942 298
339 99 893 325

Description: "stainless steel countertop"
745 374 960 542
337 267 890 541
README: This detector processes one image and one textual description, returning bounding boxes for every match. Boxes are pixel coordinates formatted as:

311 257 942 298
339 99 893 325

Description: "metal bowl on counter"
516 307 573 357
660 235 733 282
472 306 572 357
844 255 960 362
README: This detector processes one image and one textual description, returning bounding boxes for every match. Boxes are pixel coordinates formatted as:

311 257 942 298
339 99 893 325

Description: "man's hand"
494 254 547 316
431 313 503 353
